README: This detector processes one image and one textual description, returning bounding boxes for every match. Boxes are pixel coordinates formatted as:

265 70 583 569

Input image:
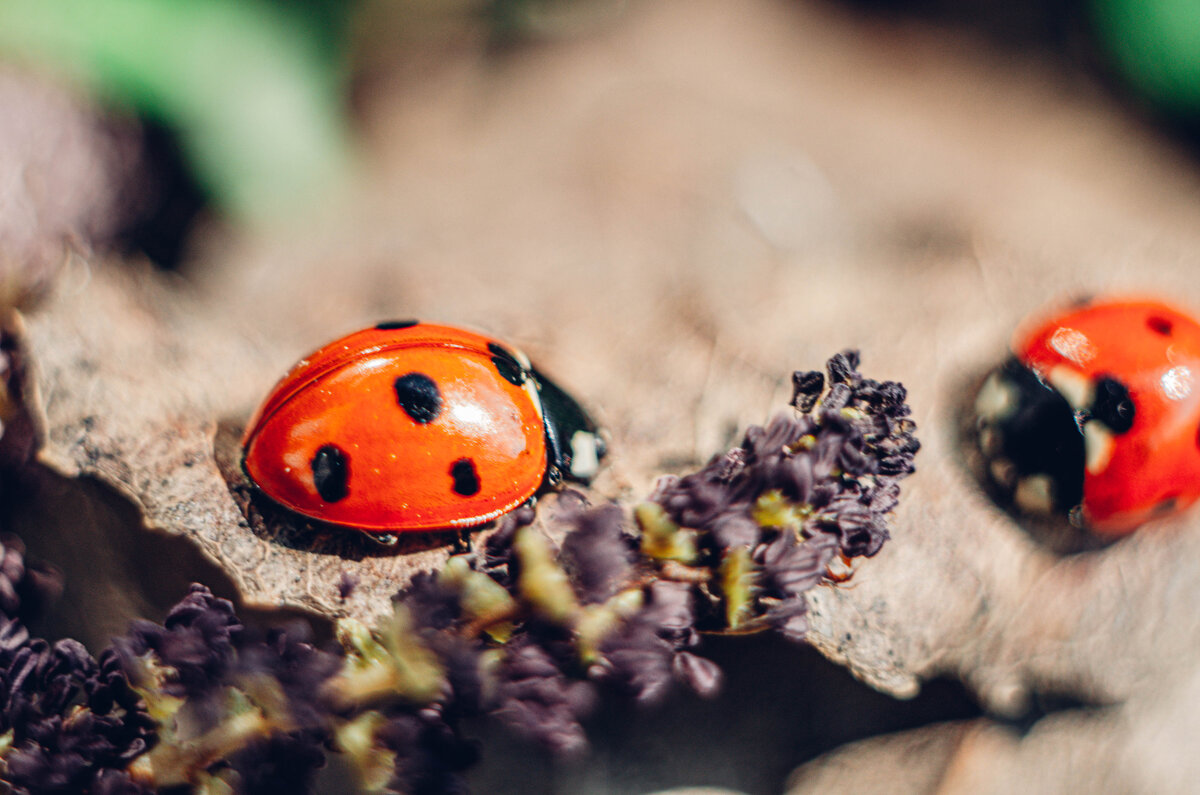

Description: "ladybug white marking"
568 431 601 481
1083 422 1115 475
1046 365 1093 411
1015 474 1055 515
978 426 1001 457
975 372 1017 422
989 457 1018 489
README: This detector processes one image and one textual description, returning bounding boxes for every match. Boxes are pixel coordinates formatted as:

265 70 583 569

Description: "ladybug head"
533 367 606 486
974 358 1085 519
973 358 1137 526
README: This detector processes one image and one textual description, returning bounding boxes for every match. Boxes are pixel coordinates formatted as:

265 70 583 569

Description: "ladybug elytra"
241 321 603 533
974 297 1200 534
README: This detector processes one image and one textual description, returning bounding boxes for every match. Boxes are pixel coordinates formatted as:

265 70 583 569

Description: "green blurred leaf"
0 0 355 221
1092 0 1200 118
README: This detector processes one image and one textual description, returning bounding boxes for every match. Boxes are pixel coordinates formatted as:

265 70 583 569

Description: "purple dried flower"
757 532 839 641
0 536 26 616
708 513 759 549
425 634 487 718
0 535 62 625
394 573 491 715
122 585 241 702
791 370 825 412
379 708 479 795
758 532 838 600
639 581 699 649
641 351 917 644
89 768 152 795
650 454 744 533
234 622 342 730
401 571 465 632
592 580 710 707
226 730 329 795
595 624 676 706
490 639 596 754
108 586 345 790
0 631 155 795
559 503 635 604
481 503 538 588
821 381 853 411
672 651 722 698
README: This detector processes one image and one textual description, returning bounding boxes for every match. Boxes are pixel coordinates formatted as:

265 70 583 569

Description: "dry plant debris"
0 344 917 791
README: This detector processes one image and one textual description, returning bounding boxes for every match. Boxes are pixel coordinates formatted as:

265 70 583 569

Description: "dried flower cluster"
116 585 344 794
0 352 916 793
644 349 918 639
0 536 152 795
355 350 918 763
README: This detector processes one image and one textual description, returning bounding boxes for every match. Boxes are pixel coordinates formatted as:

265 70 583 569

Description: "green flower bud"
635 502 698 563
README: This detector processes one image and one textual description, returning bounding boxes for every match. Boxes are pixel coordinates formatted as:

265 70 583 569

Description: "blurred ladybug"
241 321 603 536
974 297 1200 534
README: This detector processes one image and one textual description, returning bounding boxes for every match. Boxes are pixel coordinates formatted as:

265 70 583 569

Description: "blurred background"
3 0 1199 276
4 0 1200 792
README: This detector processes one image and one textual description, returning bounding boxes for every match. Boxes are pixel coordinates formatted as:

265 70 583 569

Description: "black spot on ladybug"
1147 315 1173 336
450 458 481 496
394 372 442 424
1091 376 1135 434
488 342 527 386
312 444 349 503
375 319 418 330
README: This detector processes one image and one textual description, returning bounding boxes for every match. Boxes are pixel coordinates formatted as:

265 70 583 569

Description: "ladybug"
973 297 1200 534
241 320 603 535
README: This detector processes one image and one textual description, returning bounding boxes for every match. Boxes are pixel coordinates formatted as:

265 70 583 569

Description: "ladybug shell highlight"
975 298 1200 534
242 321 597 533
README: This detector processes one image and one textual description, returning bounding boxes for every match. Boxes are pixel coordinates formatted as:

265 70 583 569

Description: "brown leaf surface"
789 666 1200 793
16 2 1200 783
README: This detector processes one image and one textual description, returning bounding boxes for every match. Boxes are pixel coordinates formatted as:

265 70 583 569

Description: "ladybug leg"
452 528 472 554
360 532 399 548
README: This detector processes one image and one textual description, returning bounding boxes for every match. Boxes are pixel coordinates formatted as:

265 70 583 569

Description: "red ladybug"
241 321 603 534
974 297 1200 534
